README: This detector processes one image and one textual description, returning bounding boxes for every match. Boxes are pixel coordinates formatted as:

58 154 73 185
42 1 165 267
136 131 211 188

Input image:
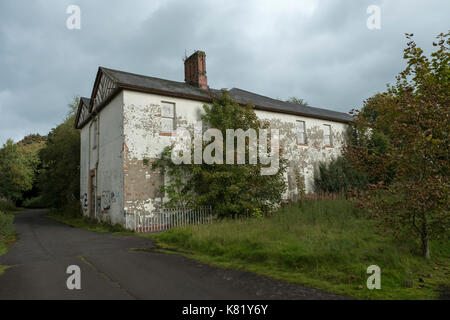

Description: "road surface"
0 209 347 300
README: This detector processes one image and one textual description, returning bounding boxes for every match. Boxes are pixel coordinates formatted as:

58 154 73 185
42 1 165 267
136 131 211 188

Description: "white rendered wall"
80 92 125 225
122 90 348 213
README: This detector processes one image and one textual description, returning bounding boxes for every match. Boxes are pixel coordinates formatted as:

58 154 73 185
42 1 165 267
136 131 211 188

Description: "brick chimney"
184 50 208 89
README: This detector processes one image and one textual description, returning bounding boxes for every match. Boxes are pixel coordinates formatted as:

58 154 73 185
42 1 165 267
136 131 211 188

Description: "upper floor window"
323 124 332 146
296 120 307 145
161 101 176 134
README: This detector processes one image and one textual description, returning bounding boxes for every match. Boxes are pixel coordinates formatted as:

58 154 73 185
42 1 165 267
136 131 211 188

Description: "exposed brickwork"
184 50 208 89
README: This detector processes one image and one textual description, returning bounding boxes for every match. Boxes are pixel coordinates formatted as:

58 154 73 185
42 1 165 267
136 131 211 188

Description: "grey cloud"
0 0 449 144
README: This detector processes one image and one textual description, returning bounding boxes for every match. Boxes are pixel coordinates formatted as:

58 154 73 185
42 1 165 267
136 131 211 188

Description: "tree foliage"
286 97 310 107
154 91 287 218
347 32 450 259
38 98 81 208
17 134 47 202
0 139 34 201
313 156 368 194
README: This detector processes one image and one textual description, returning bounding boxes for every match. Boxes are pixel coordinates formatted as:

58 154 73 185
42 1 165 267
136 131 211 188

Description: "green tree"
154 91 287 218
38 98 80 208
17 134 47 202
286 97 310 107
349 32 450 259
313 156 368 194
345 93 396 185
0 139 34 201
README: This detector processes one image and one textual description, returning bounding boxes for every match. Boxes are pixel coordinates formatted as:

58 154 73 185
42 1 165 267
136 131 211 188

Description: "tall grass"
0 211 14 241
152 199 450 299
0 210 15 256
46 199 129 234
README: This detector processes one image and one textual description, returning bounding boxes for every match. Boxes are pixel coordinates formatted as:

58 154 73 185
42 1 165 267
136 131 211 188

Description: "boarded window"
161 102 175 133
323 124 332 146
296 120 307 144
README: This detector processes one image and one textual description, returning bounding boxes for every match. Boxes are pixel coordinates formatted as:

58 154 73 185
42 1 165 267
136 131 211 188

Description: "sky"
0 0 449 144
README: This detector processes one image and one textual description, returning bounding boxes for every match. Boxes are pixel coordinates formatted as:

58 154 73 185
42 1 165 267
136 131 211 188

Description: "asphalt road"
0 209 347 300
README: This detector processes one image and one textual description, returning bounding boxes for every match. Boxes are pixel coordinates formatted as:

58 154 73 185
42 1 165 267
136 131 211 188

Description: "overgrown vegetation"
0 199 17 213
154 91 287 218
38 98 81 210
0 211 15 255
345 32 450 259
150 199 450 299
313 156 368 194
22 196 47 209
46 203 129 234
0 200 17 261
0 139 35 202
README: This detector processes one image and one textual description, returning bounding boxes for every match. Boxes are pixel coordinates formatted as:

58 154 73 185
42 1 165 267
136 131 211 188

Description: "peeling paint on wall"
81 89 348 228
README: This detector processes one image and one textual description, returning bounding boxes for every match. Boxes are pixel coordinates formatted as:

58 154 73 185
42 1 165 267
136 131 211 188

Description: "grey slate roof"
97 67 353 123
228 88 353 122
101 67 216 101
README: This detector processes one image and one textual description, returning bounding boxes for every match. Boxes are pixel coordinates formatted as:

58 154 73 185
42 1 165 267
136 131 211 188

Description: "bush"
22 196 47 209
313 157 367 194
154 91 287 218
49 199 83 218
0 199 17 212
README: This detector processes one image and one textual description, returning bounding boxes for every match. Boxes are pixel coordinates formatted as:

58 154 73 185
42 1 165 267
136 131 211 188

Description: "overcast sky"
0 0 448 144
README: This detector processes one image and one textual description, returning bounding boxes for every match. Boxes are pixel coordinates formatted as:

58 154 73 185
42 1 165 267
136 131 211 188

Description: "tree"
348 32 450 259
17 134 47 202
38 98 80 208
154 91 287 218
313 156 368 194
345 93 396 185
0 139 34 201
286 97 310 107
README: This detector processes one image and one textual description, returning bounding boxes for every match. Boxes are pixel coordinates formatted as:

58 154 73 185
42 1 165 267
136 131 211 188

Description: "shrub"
154 91 287 218
313 157 367 194
50 199 83 218
0 199 17 212
23 196 47 209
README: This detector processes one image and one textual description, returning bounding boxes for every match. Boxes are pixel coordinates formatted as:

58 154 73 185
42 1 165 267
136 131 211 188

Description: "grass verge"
147 199 450 300
0 200 18 275
46 209 134 235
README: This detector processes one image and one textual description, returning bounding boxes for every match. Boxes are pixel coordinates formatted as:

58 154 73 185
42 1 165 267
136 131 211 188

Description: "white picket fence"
125 206 213 233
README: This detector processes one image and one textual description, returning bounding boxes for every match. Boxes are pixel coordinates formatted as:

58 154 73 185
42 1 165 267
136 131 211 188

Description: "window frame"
160 101 176 135
296 120 307 145
323 124 333 147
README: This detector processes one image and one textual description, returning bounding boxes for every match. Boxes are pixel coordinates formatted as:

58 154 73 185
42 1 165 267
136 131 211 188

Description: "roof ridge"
99 66 187 86
231 87 284 102
232 87 350 117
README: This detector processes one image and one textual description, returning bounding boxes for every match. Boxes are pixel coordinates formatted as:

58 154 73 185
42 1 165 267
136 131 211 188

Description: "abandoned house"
75 50 352 227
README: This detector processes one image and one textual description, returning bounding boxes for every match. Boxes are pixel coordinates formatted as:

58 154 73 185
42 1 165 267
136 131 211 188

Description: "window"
161 101 175 134
323 124 332 146
296 120 307 145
